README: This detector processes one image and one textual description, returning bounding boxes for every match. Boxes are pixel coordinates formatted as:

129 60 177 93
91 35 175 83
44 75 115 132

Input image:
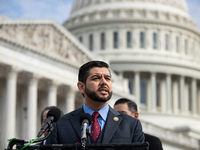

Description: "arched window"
165 34 169 50
113 32 118 49
124 72 134 94
140 32 145 48
128 80 133 94
153 33 157 49
79 36 83 43
89 34 93 51
156 82 161 107
140 80 147 106
127 31 132 48
100 33 105 50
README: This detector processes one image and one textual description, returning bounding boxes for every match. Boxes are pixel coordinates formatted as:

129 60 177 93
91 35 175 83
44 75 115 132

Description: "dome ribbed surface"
70 0 188 19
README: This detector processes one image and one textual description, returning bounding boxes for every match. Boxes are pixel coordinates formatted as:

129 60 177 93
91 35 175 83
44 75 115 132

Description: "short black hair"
78 60 110 84
40 106 63 124
114 98 138 113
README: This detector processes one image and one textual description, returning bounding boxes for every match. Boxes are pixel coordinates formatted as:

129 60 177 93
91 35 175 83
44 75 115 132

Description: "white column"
27 75 38 139
66 87 76 113
192 78 197 115
172 80 179 114
179 34 184 55
166 74 172 113
47 81 58 106
94 31 99 51
161 79 166 113
198 87 200 115
118 71 123 81
83 32 88 48
5 68 18 143
133 28 139 49
134 72 140 111
184 84 189 114
160 30 165 51
119 28 126 49
169 31 174 52
157 30 160 51
180 76 185 114
151 72 156 112
106 29 112 50
146 29 151 50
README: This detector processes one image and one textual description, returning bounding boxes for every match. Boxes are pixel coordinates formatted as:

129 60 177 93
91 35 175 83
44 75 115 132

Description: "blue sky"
0 0 73 24
0 0 200 29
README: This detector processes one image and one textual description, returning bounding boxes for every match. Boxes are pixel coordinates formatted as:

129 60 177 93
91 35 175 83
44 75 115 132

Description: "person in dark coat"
114 98 163 150
40 106 63 145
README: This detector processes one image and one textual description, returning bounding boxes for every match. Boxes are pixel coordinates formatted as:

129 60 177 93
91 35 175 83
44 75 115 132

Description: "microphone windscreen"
47 107 61 122
79 113 92 125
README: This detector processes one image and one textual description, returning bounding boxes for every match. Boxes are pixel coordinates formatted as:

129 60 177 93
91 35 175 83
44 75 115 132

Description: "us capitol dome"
64 0 200 149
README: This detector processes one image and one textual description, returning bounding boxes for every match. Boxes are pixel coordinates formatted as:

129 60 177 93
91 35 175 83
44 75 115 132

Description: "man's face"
41 110 49 136
114 103 133 117
84 67 112 102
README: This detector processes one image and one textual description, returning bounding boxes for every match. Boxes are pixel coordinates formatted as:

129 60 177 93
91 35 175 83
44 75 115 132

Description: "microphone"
79 113 92 149
37 107 61 137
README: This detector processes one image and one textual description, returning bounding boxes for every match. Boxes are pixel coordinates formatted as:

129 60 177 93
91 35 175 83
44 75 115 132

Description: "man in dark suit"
114 98 163 150
46 60 145 145
40 106 63 145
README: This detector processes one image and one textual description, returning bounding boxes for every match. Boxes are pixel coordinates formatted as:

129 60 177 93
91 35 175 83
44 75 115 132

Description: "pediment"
0 20 95 66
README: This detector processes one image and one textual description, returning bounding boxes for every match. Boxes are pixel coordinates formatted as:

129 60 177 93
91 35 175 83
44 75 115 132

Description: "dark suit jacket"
145 133 163 150
46 106 144 144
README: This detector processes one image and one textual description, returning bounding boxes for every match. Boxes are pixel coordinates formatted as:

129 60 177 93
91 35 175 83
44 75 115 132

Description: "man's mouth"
98 87 108 94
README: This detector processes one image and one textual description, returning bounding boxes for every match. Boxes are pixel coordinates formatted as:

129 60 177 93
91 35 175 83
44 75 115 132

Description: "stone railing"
141 120 200 150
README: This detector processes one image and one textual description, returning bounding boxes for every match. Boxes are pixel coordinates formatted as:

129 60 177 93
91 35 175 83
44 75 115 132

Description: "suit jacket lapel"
69 107 84 141
102 106 122 144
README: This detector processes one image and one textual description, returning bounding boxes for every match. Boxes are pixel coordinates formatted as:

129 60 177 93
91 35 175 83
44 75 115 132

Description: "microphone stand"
81 127 90 150
7 124 54 150
33 124 54 143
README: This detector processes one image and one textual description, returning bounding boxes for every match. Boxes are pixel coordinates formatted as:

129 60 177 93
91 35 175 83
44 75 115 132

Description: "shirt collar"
83 103 109 121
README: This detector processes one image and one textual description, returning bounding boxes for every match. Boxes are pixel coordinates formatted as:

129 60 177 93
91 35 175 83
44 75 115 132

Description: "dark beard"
85 86 112 102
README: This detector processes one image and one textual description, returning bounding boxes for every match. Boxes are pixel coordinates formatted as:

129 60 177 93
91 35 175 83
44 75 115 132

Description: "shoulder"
144 133 163 148
145 133 161 142
109 106 139 123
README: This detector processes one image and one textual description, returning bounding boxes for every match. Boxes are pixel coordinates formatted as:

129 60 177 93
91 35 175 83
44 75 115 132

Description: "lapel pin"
113 117 119 121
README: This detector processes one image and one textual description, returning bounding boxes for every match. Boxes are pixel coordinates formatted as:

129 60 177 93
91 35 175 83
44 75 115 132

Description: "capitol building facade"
1 0 200 149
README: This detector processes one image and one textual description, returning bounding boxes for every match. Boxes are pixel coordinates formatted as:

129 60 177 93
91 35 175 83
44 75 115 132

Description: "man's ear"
77 81 85 95
133 112 139 119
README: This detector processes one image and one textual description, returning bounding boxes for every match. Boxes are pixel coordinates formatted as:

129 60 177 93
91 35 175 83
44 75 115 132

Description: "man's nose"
100 77 107 85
